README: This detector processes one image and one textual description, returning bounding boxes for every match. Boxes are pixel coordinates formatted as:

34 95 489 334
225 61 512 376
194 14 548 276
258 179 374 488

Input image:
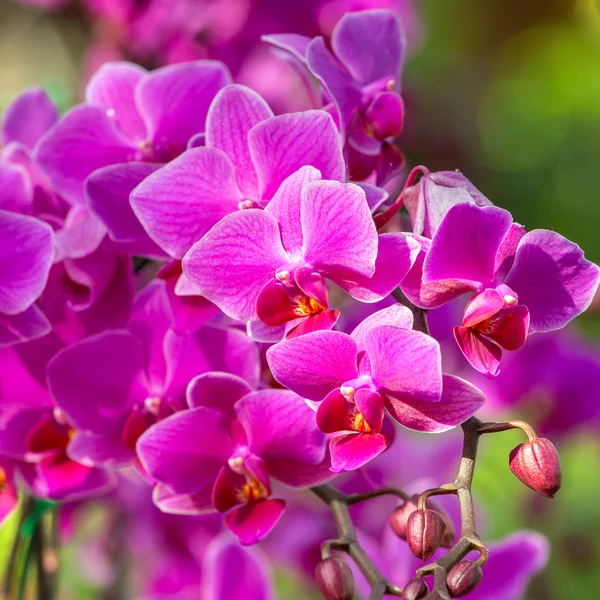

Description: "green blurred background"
1 0 600 597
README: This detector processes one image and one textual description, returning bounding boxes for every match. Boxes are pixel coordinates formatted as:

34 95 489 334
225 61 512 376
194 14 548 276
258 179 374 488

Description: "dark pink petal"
153 482 215 515
2 87 58 148
34 104 134 205
0 210 54 315
335 233 420 302
131 147 243 259
266 330 359 402
67 430 134 468
494 223 526 280
85 62 147 141
20 454 115 501
424 203 514 293
212 465 246 512
454 326 502 377
47 331 146 434
364 325 442 403
316 389 353 433
351 304 413 350
202 533 274 600
0 162 32 213
355 389 385 433
264 165 321 255
236 389 327 465
0 306 51 347
302 180 377 278
306 37 361 134
483 305 530 351
463 288 505 328
182 210 288 321
249 110 345 200
331 10 404 84
384 374 486 433
206 84 273 198
504 229 600 332
329 432 389 472
86 161 162 248
285 310 339 339
187 372 252 418
225 498 286 546
137 407 233 494
256 279 307 327
136 61 231 156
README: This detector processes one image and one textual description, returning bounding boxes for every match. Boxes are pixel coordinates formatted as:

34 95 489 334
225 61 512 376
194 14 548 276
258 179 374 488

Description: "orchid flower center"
0 468 7 490
26 413 74 454
228 457 269 503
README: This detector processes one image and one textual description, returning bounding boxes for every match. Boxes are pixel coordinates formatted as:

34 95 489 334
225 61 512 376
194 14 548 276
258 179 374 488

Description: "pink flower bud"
403 577 429 600
446 560 483 597
389 495 418 539
406 509 447 561
509 438 562 498
315 557 354 600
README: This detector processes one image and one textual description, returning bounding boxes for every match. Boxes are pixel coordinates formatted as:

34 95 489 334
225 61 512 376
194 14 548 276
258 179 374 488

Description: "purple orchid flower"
1 87 113 260
47 281 259 469
130 83 346 261
0 344 115 501
137 373 332 545
182 173 419 333
0 209 54 346
265 10 406 183
266 305 485 472
402 202 600 376
30 61 230 259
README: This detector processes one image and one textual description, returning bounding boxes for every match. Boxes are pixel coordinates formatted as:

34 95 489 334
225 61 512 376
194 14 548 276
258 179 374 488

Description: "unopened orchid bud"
315 557 354 600
402 577 429 600
509 438 562 498
446 560 483 597
389 495 418 539
406 509 446 561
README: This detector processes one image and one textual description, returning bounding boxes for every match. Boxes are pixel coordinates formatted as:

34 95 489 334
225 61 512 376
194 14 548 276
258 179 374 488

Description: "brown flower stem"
476 419 537 441
310 484 405 598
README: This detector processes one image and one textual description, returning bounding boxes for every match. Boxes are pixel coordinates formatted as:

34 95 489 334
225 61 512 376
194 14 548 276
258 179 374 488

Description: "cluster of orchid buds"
0 5 597 600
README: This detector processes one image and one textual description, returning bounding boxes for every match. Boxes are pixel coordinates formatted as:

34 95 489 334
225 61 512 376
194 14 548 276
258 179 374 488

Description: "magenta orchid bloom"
137 373 332 545
130 83 346 260
35 61 231 206
267 305 485 472
0 344 114 501
402 202 600 376
182 174 419 334
0 209 54 346
265 10 406 182
47 281 259 468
